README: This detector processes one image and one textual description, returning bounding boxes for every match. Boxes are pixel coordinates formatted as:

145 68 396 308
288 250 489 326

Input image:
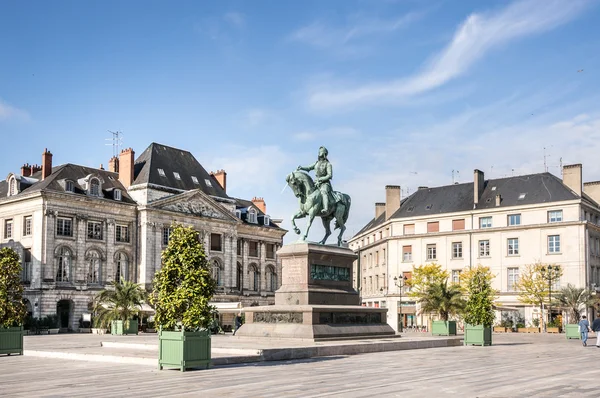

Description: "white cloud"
242 108 269 127
292 132 316 142
292 126 360 142
224 12 245 28
0 99 29 121
308 0 590 109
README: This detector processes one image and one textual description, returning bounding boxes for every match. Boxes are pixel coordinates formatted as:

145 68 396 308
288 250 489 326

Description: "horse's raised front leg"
291 210 305 235
319 217 332 245
302 213 316 241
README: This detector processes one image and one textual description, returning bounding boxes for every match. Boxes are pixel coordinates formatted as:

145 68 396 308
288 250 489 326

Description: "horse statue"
286 171 351 246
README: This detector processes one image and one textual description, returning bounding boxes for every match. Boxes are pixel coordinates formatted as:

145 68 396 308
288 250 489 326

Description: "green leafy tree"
0 247 27 328
554 284 597 323
463 266 496 327
516 262 563 330
417 281 465 321
150 224 216 331
93 279 147 328
407 263 449 298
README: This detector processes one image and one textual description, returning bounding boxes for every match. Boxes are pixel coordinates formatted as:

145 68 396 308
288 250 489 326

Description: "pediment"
151 190 236 221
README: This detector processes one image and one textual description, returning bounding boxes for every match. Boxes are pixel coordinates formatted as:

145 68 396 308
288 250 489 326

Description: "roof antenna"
105 131 123 157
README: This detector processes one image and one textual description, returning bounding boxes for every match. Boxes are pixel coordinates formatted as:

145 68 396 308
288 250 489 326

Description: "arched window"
236 263 243 290
115 252 129 282
65 180 75 193
266 266 277 292
211 260 223 286
249 264 260 291
56 247 71 282
248 208 257 224
89 178 100 196
8 177 17 196
87 250 101 284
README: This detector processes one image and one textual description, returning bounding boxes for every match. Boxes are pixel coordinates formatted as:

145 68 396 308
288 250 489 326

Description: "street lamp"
541 265 556 333
394 275 407 332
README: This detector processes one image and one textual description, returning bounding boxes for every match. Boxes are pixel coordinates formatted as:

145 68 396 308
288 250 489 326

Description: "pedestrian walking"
233 313 243 336
579 315 591 346
591 316 600 347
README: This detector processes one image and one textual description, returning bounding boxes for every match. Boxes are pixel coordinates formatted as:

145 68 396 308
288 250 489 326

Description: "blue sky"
1 0 599 242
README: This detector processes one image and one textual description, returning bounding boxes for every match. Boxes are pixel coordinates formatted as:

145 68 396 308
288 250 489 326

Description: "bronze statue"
287 146 351 246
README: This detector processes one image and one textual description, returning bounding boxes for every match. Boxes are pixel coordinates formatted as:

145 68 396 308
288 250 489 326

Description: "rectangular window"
548 210 563 223
480 217 492 228
249 241 259 257
210 233 222 251
426 244 437 260
403 224 415 235
116 225 129 243
452 219 465 231
427 222 439 233
56 217 73 237
163 227 171 245
4 219 13 239
266 243 275 259
157 168 166 177
507 267 519 291
452 242 463 259
22 248 32 283
402 245 412 262
23 216 32 236
87 221 103 240
173 172 181 180
507 238 519 255
451 270 461 284
191 176 199 184
508 214 521 226
237 239 242 256
479 240 490 257
548 235 561 253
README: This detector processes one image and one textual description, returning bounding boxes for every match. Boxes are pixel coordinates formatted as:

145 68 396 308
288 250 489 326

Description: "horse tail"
334 194 351 230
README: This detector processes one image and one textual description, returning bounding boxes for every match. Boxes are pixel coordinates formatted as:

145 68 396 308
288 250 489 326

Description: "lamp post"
394 275 407 332
541 265 555 333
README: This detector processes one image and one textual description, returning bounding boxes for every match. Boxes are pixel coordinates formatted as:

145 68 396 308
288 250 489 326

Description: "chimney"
42 149 53 180
210 169 227 192
495 194 501 207
375 202 385 219
99 164 104 170
473 169 485 207
385 185 401 221
30 164 42 175
584 181 600 205
21 164 31 177
563 164 582 196
108 156 119 173
118 148 135 188
252 197 266 214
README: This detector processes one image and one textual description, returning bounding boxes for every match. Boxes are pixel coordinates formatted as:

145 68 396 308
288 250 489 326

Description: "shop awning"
210 302 242 313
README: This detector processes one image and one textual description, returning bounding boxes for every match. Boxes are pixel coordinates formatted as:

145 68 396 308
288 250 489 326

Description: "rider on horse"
297 146 336 215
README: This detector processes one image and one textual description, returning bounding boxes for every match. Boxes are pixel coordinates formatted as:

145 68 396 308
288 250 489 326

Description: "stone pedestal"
236 242 395 340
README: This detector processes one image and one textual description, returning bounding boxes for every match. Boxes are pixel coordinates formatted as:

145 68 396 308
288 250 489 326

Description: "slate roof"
233 197 280 228
354 172 583 237
132 143 229 199
0 164 135 204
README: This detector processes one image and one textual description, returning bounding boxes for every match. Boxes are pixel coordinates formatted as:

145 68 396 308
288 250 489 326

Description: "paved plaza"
2 333 600 397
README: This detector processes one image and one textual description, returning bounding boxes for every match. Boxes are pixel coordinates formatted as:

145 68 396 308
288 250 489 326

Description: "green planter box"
0 326 24 356
464 324 492 346
111 320 138 335
565 324 580 340
432 320 457 336
158 328 211 372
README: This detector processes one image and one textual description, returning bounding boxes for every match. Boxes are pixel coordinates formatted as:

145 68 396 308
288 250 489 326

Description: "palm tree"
554 284 597 323
93 279 147 328
417 281 465 321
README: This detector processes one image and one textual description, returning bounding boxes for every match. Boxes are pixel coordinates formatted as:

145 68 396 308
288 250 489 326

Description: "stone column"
242 240 249 290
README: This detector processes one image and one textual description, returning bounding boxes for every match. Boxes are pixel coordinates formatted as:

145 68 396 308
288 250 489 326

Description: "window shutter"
427 221 439 233
452 219 465 230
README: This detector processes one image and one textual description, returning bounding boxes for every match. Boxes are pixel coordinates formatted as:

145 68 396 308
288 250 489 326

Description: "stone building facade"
0 144 286 331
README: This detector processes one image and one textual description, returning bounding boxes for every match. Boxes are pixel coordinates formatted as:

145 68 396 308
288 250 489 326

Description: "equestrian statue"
286 146 351 246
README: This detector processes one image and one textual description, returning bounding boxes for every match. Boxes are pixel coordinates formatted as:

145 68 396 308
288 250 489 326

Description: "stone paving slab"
2 334 600 397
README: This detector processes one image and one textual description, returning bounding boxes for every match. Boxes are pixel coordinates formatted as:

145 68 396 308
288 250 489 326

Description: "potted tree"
0 247 27 356
151 224 216 372
417 281 465 336
93 279 146 336
555 284 596 339
462 266 495 346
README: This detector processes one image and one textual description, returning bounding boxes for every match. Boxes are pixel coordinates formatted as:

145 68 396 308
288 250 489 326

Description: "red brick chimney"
21 163 31 177
30 164 42 175
252 197 266 214
42 149 53 180
118 148 135 188
108 156 119 173
210 169 227 192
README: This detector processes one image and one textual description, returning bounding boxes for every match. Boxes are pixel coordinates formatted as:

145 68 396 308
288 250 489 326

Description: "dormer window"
89 178 100 196
191 176 199 184
205 179 213 187
114 189 122 201
248 208 257 224
235 210 242 219
65 180 75 193
173 172 181 180
8 176 17 196
264 215 270 226
158 168 166 177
